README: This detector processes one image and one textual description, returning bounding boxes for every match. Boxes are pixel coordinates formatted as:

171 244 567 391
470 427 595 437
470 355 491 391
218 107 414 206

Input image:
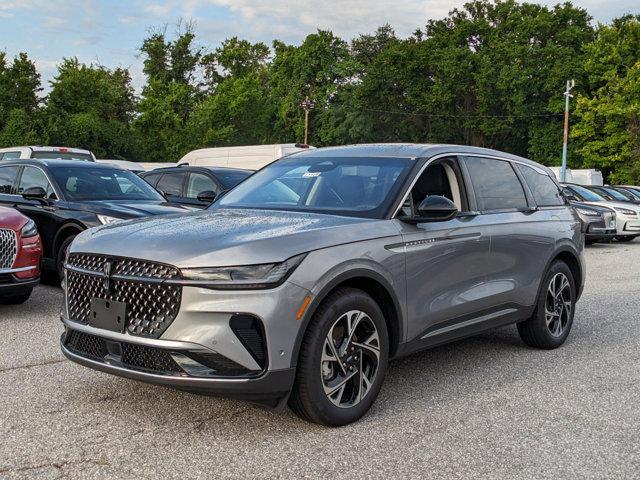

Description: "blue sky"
1 0 638 92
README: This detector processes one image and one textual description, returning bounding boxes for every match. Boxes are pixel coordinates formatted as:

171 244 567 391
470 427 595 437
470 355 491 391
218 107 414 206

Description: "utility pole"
300 96 316 145
561 79 575 182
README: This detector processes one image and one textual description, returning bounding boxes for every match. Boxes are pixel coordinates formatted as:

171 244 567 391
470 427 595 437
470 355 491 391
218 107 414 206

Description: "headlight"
97 214 123 225
180 253 307 289
20 218 39 238
614 208 637 216
575 208 600 217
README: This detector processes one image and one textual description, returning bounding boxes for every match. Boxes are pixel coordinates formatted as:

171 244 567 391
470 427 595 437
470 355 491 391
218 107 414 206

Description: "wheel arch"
542 244 584 301
291 269 404 368
52 222 85 260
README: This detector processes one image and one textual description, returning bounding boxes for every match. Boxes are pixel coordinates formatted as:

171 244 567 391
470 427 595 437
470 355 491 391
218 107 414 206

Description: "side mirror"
196 190 217 203
22 186 48 203
413 195 458 222
565 194 578 202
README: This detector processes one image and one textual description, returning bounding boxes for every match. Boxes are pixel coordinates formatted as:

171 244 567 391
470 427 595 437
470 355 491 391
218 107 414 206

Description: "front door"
396 157 492 345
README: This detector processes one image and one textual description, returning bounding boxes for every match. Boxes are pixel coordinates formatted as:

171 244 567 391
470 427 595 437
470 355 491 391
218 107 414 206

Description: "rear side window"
464 157 528 211
516 164 564 207
1 151 21 160
0 166 20 194
156 172 186 196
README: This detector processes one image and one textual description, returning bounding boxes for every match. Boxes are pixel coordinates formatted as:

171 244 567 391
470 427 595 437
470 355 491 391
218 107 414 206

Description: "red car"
0 206 42 304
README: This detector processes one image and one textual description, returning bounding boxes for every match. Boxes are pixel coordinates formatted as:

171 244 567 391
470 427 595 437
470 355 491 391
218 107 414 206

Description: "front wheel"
56 236 76 281
289 287 389 426
0 289 32 305
615 235 635 242
517 260 576 349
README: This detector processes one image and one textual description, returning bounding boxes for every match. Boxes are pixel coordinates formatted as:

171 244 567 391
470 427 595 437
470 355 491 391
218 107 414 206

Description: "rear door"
462 156 561 314
0 165 21 206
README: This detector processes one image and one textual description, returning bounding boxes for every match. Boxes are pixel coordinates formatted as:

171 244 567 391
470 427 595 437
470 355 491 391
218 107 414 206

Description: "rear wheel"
289 287 389 426
0 289 32 305
517 260 575 349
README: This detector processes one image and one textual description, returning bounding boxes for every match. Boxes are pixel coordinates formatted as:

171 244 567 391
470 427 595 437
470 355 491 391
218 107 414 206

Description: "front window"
217 156 414 218
49 166 165 201
31 152 93 162
210 169 253 189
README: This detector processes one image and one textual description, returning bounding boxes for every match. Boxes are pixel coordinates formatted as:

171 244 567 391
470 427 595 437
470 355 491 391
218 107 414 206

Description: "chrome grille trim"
65 254 182 339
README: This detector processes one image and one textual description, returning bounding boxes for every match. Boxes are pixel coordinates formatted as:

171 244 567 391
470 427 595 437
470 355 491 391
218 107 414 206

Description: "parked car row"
1 142 636 426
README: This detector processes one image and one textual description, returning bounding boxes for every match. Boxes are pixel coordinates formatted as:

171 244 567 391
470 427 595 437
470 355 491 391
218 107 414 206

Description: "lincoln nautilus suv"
60 144 585 426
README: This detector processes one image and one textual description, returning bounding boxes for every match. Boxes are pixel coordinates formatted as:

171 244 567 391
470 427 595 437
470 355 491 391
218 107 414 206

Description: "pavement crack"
0 358 68 374
0 458 109 475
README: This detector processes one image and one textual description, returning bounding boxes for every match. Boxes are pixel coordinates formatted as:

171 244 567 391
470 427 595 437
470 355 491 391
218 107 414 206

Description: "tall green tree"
573 16 640 183
44 58 136 158
134 24 205 161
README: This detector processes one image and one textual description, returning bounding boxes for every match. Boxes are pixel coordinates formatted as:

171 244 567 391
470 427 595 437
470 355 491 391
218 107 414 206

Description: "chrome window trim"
391 152 550 218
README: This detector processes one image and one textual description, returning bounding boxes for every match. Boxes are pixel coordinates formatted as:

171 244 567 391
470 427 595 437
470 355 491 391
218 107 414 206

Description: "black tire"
56 235 76 281
615 235 635 242
0 289 32 305
517 260 575 349
289 287 389 426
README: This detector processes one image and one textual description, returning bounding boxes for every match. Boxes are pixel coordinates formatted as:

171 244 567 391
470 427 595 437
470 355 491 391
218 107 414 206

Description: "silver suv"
60 144 585 426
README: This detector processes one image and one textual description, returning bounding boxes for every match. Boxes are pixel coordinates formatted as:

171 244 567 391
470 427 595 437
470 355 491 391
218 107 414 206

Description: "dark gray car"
60 144 585 426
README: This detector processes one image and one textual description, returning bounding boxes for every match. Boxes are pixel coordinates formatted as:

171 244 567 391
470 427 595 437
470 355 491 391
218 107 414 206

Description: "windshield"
217 156 414 218
209 169 253 189
49 166 165 201
599 186 631 201
566 185 606 202
31 152 93 162
622 187 640 200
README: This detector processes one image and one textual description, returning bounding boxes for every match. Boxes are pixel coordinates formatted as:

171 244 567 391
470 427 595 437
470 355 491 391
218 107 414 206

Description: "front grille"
66 254 182 339
121 342 183 373
0 229 17 269
65 330 183 374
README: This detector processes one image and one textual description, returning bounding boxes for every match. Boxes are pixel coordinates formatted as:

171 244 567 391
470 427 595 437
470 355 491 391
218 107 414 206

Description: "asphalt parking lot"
1 243 639 479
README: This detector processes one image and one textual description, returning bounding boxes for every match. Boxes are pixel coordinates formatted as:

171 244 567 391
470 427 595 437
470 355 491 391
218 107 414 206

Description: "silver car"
61 144 585 426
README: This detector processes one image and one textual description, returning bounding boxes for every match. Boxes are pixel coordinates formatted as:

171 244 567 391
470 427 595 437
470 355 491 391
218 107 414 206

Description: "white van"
549 167 603 186
178 144 314 170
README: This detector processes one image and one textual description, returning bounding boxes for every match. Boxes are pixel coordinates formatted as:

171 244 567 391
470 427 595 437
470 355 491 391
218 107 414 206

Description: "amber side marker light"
296 295 312 321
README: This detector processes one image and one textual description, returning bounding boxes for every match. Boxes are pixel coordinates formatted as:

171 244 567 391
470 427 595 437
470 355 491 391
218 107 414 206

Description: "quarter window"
0 166 20 194
465 157 528 211
516 164 564 207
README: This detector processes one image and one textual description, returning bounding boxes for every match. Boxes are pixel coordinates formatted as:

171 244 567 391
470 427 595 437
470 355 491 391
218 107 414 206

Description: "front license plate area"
89 298 127 333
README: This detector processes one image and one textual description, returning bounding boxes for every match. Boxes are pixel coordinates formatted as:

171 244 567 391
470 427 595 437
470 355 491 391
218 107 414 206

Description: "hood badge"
102 261 113 291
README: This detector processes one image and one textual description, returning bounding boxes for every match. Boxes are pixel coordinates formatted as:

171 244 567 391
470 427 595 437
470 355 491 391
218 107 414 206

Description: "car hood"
70 200 194 218
71 208 401 267
580 200 640 213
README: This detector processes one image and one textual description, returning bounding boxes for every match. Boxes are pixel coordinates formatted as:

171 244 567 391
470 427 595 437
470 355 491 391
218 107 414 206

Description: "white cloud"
206 0 462 39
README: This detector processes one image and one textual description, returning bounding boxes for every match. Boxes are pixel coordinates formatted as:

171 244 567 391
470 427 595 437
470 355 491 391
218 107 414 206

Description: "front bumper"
61 279 310 406
61 332 295 406
0 267 39 295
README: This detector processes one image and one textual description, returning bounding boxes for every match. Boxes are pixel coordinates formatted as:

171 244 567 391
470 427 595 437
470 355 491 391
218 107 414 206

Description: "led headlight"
97 214 123 225
575 208 600 217
180 253 307 289
614 207 637 216
20 218 39 238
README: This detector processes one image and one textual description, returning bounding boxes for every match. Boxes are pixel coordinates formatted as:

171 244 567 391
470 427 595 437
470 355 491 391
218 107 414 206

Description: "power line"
361 108 563 119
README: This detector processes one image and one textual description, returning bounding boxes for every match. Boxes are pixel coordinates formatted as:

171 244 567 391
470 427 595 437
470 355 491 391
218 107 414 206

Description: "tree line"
0 1 639 183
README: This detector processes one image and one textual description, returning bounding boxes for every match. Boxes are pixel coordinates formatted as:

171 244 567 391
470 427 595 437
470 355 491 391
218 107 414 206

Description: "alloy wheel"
545 272 572 337
320 310 380 408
